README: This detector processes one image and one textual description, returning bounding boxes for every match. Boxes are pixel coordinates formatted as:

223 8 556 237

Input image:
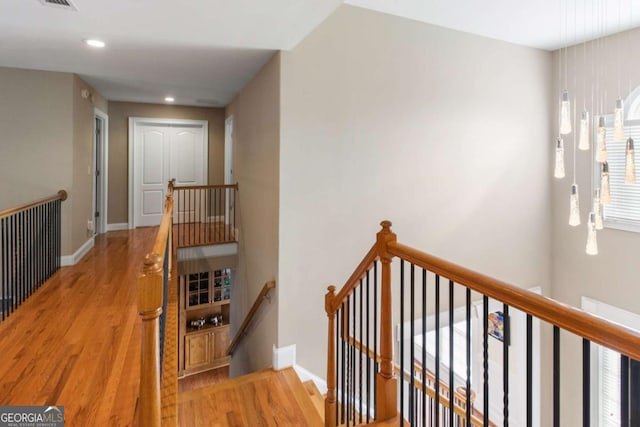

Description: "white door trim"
93 108 108 234
128 117 209 229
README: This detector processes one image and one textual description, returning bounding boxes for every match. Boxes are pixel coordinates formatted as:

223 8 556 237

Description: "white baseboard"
294 364 328 395
60 236 94 266
272 344 296 370
107 223 129 231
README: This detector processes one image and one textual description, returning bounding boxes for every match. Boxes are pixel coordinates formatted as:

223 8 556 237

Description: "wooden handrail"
138 184 174 427
329 243 379 314
387 239 640 361
0 190 67 219
173 183 238 191
227 280 276 356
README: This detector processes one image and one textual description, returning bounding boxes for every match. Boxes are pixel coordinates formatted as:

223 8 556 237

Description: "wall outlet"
87 219 94 232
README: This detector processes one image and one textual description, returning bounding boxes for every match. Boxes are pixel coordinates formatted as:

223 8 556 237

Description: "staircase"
178 367 324 426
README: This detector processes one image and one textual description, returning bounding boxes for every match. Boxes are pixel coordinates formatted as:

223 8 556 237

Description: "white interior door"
131 119 207 228
171 126 205 223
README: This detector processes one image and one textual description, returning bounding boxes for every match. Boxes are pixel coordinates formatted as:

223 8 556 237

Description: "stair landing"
178 367 323 426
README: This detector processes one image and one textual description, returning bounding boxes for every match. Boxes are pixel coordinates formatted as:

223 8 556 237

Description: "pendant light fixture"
596 116 608 162
560 91 572 134
555 137 566 179
614 99 625 139
586 212 599 255
569 184 581 226
601 162 611 204
625 137 636 184
579 111 590 150
593 189 604 230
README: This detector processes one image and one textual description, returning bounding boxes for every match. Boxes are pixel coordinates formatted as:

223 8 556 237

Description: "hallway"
0 228 156 426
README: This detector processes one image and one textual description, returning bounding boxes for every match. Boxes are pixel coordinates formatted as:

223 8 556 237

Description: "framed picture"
488 311 509 344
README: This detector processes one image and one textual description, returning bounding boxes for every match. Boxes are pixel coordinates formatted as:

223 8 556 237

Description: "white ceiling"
1 0 638 107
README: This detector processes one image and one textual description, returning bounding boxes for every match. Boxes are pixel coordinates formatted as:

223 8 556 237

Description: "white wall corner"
294 364 328 395
272 344 296 370
60 236 94 266
106 223 129 231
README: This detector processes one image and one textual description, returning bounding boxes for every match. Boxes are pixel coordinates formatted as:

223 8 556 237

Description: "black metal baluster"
341 301 346 424
1 218 5 320
336 305 340 426
196 187 200 245
400 260 405 424
583 339 590 427
347 295 351 427
466 288 471 427
449 280 455 427
553 326 560 427
503 305 509 427
621 355 630 427
422 269 427 426
483 295 489 427
435 274 441 424
373 260 378 419
359 280 363 424
410 264 415 426
366 269 371 423
19 211 24 307
526 314 532 427
352 290 356 423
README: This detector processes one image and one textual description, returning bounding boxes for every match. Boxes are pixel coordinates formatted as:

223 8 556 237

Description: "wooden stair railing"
325 221 640 426
173 183 238 247
227 280 276 356
0 190 67 322
138 181 176 427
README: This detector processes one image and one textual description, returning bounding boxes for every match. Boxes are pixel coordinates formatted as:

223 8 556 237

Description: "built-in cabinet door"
185 332 211 371
213 327 229 360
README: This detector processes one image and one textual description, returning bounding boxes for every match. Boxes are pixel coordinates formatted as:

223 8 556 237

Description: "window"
595 116 640 232
583 297 640 426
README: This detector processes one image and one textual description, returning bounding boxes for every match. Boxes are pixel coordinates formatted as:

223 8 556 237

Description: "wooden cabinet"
179 268 233 377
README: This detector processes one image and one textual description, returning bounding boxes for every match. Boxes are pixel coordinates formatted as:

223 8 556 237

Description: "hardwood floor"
178 368 323 427
178 366 230 394
0 228 157 427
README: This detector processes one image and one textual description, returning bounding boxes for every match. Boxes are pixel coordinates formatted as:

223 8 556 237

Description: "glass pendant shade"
596 116 607 163
560 91 572 135
578 111 590 150
593 189 604 230
554 137 565 179
614 98 625 140
586 212 599 255
569 184 581 226
601 162 611 204
625 137 636 184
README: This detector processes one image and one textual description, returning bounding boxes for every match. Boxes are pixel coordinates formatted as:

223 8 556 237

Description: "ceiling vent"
38 0 78 11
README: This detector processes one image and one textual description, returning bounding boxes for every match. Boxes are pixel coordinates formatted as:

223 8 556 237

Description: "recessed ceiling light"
84 39 105 48
165 96 175 103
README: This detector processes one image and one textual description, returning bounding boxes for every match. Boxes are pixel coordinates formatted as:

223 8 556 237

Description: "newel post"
138 253 164 427
325 285 337 427
375 220 398 421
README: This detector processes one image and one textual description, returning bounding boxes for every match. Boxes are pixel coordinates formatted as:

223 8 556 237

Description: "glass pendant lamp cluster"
553 0 637 256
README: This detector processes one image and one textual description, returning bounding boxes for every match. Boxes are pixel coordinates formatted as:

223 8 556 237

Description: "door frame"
93 108 109 234
128 117 209 229
224 115 235 224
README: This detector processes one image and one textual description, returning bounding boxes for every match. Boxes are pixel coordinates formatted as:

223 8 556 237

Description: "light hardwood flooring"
0 228 157 427
178 368 324 427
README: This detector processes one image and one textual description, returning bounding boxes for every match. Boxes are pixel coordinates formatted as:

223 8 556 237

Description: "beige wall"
107 102 225 224
225 53 280 376
551 27 640 427
0 67 74 254
279 4 553 382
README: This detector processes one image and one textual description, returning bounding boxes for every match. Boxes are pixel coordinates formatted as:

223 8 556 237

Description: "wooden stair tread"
178 367 323 426
303 380 325 421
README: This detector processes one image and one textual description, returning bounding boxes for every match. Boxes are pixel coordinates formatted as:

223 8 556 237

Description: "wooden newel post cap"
325 285 337 314
327 285 336 294
58 190 68 201
380 220 392 231
143 253 163 273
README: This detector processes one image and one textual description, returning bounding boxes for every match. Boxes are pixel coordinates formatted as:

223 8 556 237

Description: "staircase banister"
227 280 276 356
173 183 238 191
0 189 68 219
327 243 379 314
387 239 640 361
